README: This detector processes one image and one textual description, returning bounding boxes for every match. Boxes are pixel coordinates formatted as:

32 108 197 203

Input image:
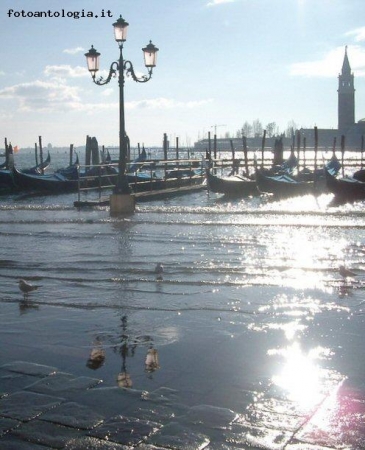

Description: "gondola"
325 167 365 203
21 151 51 174
12 167 78 193
255 168 314 198
206 169 259 197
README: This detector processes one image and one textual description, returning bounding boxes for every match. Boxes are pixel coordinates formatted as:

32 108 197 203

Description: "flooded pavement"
1 301 365 449
1 189 365 448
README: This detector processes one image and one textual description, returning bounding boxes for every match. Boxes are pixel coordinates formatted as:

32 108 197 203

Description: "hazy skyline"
1 0 365 148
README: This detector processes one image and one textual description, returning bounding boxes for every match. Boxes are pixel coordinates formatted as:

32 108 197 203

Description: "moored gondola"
206 169 259 197
12 167 78 193
256 168 314 198
325 166 365 203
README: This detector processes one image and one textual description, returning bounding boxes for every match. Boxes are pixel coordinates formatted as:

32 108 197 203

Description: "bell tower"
338 46 355 132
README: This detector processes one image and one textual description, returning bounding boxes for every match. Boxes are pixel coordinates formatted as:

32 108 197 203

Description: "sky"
1 0 365 149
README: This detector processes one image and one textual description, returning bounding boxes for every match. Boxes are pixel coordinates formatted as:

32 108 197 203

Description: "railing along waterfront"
76 157 205 203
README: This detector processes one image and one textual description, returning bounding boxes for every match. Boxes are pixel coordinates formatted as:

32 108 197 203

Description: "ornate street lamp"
85 15 159 201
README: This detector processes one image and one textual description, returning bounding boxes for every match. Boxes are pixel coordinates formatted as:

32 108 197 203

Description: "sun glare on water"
271 342 324 409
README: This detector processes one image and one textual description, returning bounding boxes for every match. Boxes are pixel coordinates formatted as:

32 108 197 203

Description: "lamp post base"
109 193 135 215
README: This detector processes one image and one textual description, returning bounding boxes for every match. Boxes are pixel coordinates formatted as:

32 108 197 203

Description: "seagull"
18 279 41 299
339 265 357 279
155 263 163 281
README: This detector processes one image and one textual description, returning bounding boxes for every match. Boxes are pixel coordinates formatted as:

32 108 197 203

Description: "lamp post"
85 15 158 212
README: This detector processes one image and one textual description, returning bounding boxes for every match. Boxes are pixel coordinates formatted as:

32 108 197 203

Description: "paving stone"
0 372 43 397
148 421 210 449
1 361 57 377
225 420 292 450
295 386 365 449
244 400 305 433
135 444 170 450
40 401 105 430
0 434 54 449
70 387 140 417
0 391 64 421
0 416 21 436
89 415 161 446
25 372 102 396
181 404 238 429
64 436 128 449
10 419 85 449
285 441 337 449
130 403 186 424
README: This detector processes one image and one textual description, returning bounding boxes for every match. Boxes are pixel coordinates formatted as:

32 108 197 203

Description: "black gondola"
206 169 259 197
256 169 314 198
325 167 365 203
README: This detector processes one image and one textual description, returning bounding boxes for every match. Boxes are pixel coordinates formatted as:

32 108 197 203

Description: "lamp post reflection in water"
116 315 135 388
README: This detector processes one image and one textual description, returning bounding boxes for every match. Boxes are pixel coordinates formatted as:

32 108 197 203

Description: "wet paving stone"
181 404 238 429
295 384 365 449
147 421 210 449
89 415 161 446
1 361 57 377
0 434 54 449
64 436 129 449
0 391 64 421
130 403 188 424
71 387 144 417
224 420 292 449
285 440 338 449
10 419 85 449
0 416 21 436
25 372 102 396
0 371 44 396
40 401 105 430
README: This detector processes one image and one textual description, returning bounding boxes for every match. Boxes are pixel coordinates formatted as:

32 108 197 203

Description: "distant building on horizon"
298 46 364 149
194 47 364 152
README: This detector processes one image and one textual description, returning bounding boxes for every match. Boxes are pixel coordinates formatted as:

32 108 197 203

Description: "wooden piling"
69 144 74 166
242 135 249 175
341 135 345 177
261 130 266 168
38 136 44 174
314 126 318 171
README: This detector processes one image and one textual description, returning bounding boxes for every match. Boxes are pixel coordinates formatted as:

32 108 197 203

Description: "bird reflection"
19 299 39 314
155 262 163 281
145 346 160 373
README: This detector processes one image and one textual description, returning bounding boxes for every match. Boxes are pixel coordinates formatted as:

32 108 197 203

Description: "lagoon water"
1 149 365 448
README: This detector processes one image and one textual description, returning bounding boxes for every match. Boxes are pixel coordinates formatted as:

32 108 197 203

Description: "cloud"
206 0 235 6
289 45 365 78
126 97 214 109
345 27 365 42
44 65 89 78
0 80 82 111
63 47 85 55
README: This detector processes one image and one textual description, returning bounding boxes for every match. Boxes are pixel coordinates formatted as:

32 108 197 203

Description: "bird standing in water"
155 263 163 281
18 279 41 300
